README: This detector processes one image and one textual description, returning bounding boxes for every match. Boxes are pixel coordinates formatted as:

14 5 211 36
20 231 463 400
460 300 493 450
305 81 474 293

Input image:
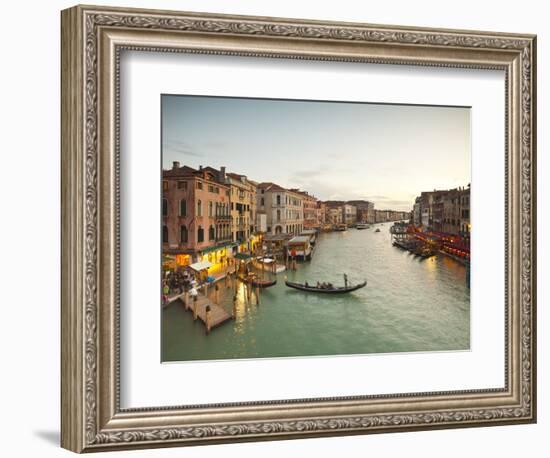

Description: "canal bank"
162 224 470 362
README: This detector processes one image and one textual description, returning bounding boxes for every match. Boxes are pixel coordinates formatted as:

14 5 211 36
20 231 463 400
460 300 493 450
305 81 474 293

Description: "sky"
162 95 470 211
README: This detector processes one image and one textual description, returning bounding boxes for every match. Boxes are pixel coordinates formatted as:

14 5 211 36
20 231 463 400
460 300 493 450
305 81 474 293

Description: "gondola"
285 280 367 294
238 274 277 288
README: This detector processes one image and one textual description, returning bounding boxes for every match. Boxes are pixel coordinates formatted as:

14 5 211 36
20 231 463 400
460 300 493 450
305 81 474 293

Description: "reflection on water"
162 225 470 362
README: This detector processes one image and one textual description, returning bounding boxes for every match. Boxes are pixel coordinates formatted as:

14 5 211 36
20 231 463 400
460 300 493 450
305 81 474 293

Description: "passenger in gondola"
305 281 309 288
316 281 321 288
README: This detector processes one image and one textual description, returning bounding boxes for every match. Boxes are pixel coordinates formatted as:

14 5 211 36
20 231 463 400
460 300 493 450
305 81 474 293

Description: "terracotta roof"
257 182 286 192
162 165 197 177
323 200 345 207
288 188 317 199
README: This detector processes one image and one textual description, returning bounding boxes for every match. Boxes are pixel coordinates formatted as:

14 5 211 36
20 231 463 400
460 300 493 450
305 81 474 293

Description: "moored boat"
356 223 370 230
253 255 286 274
285 279 367 294
238 273 277 288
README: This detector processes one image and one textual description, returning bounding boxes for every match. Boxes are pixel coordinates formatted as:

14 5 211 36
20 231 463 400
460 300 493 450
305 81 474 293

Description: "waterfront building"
257 182 304 235
347 200 375 224
459 185 471 245
290 189 318 230
316 201 327 227
442 189 461 234
343 204 357 226
375 209 388 223
324 201 345 225
162 162 231 268
412 185 470 238
327 207 343 224
413 197 422 226
225 172 257 251
432 192 445 232
375 209 410 223
285 188 305 234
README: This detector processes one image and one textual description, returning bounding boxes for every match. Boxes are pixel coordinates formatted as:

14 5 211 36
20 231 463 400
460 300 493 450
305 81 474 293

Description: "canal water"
162 224 470 362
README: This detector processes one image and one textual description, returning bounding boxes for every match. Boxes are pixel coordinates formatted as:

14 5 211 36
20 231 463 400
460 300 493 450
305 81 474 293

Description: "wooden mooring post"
193 296 198 320
205 305 212 334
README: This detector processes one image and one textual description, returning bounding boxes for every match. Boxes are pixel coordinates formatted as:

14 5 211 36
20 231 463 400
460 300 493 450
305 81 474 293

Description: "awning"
289 236 310 244
200 244 229 255
189 260 212 271
235 253 252 261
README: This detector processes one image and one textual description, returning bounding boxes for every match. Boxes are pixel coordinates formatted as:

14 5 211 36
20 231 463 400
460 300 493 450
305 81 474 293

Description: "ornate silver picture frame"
61 4 536 453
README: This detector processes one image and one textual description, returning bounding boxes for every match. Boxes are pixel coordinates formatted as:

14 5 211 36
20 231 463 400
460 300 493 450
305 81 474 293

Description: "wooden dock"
165 291 233 333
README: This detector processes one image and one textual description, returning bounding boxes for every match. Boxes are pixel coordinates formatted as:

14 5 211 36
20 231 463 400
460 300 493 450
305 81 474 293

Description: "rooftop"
257 182 287 192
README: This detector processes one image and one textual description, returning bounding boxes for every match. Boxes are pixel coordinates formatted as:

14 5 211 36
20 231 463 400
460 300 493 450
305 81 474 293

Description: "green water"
162 224 470 362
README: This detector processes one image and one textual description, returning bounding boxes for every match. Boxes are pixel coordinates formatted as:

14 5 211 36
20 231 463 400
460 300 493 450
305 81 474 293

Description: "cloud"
163 139 203 157
359 195 391 201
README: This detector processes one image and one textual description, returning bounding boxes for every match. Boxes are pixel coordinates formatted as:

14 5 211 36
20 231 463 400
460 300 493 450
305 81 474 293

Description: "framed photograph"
61 4 537 453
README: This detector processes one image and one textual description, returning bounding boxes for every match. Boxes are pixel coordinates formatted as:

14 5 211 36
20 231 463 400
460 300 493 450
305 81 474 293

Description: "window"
276 209 281 222
177 180 186 190
209 225 215 240
180 225 188 243
179 199 186 217
197 181 203 190
276 195 281 205
162 181 168 191
162 225 168 244
197 226 204 243
162 198 168 216
197 200 202 216
208 185 214 193
208 201 213 217
260 197 264 206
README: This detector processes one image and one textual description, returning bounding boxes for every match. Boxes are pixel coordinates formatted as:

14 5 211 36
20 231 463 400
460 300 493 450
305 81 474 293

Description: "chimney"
220 166 226 180
199 165 203 171
172 161 180 170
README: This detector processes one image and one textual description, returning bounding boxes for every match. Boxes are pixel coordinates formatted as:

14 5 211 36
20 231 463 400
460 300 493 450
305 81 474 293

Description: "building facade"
412 185 470 239
162 163 231 267
316 201 327 227
291 190 318 230
343 204 357 225
347 200 375 224
225 172 257 247
257 183 304 235
442 189 461 234
459 185 471 243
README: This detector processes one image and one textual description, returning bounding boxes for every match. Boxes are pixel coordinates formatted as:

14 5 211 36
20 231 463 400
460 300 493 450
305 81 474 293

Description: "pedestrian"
162 281 169 304
343 273 348 287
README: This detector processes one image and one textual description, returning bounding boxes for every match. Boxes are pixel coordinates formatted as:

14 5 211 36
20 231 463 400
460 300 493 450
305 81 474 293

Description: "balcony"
215 213 232 221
